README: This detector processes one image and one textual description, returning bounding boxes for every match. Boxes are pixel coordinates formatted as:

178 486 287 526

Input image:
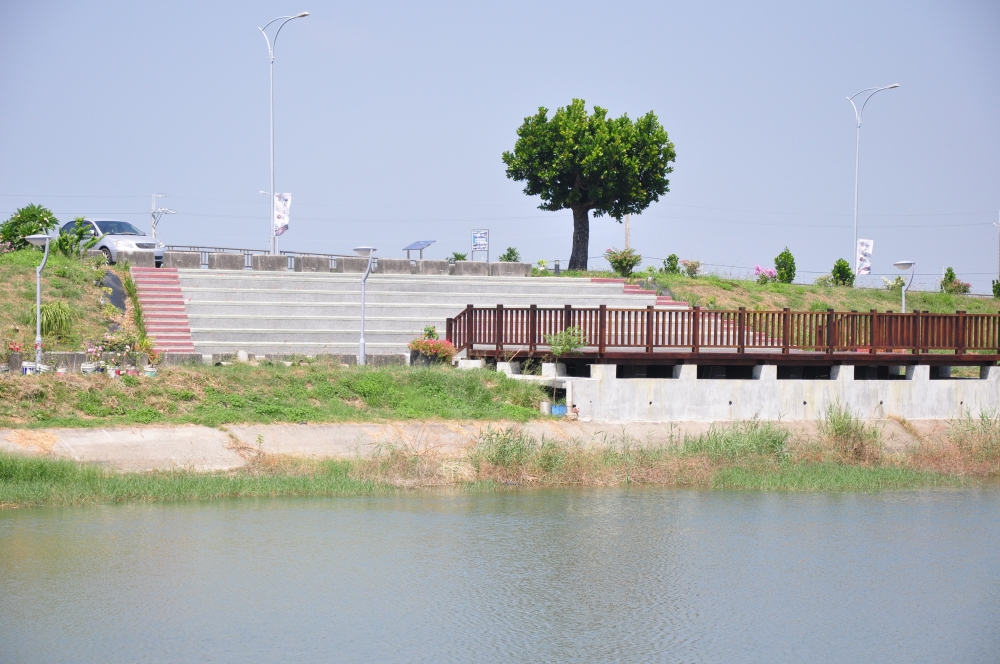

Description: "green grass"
712 462 958 492
0 451 389 507
0 363 548 428
681 420 790 459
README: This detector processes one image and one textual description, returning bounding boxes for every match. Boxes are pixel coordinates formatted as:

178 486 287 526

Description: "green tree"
53 217 100 258
661 254 680 275
831 258 855 287
449 252 468 263
604 247 642 278
774 247 796 283
0 203 59 250
993 279 1000 299
502 99 676 270
498 247 521 262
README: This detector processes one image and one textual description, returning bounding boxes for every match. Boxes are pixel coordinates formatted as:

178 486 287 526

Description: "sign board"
472 230 489 252
856 238 874 276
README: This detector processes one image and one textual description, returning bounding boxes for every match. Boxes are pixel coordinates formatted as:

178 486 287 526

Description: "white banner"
472 229 488 252
273 193 291 237
856 238 874 275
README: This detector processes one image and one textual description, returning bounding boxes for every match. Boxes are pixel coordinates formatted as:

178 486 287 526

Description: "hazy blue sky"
2 0 998 291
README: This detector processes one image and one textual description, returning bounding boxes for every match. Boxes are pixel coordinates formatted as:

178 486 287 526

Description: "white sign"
856 238 874 275
274 193 291 237
472 229 489 252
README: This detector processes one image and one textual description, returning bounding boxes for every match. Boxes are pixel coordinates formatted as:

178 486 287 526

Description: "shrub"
754 265 777 284
422 325 438 340
940 267 971 294
604 247 642 278
881 276 905 291
544 326 586 358
993 279 1000 299
661 253 680 274
53 217 99 258
408 338 458 363
774 247 795 283
536 259 548 270
449 252 467 263
831 258 854 286
0 204 59 250
498 247 521 262
680 259 701 277
29 301 75 338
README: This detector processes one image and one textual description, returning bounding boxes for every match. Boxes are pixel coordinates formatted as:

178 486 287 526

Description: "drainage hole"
728 401 732 405
803 401 807 405
648 401 652 405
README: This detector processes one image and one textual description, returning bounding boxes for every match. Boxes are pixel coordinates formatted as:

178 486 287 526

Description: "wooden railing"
445 305 1000 358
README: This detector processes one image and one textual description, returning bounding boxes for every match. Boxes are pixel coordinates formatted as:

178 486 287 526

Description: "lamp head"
295 11 310 17
24 234 51 248
886 83 900 89
353 246 376 257
893 260 915 271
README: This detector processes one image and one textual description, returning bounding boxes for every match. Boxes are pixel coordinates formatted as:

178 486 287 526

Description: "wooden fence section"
445 305 1000 360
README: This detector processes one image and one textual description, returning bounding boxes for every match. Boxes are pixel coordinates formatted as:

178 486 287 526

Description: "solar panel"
402 240 435 251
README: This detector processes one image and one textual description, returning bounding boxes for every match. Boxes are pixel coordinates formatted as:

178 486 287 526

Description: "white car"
60 218 164 266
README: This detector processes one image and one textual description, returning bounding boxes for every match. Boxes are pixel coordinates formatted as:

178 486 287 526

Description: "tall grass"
949 410 1000 460
28 300 75 337
681 420 789 459
819 402 883 463
120 270 146 339
713 463 957 492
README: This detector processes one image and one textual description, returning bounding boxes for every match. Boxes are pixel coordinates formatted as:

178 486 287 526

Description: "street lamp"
24 234 52 372
847 83 899 284
354 246 377 365
150 193 175 241
893 260 915 313
259 11 309 256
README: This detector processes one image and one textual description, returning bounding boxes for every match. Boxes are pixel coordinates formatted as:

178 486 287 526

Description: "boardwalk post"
599 304 607 357
913 309 922 355
691 306 700 354
529 304 537 353
446 317 453 344
782 308 790 354
496 304 504 354
826 308 835 354
646 305 654 354
564 304 572 331
957 310 966 356
737 307 746 353
466 304 474 353
869 309 878 355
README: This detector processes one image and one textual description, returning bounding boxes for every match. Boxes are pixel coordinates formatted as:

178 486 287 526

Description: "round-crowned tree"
774 247 796 284
502 99 676 271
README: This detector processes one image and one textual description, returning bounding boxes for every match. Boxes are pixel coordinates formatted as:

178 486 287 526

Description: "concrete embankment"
0 419 950 472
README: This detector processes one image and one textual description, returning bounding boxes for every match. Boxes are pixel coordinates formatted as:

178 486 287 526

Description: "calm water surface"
1 488 998 663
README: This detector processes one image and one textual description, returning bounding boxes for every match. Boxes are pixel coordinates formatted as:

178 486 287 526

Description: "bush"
408 338 457 363
0 204 59 251
661 254 680 274
498 247 521 262
993 280 1000 299
53 217 99 258
831 258 854 286
29 301 75 338
754 265 777 284
544 326 586 358
604 247 641 278
881 276 905 291
449 252 467 263
774 247 795 283
680 259 701 278
940 267 971 294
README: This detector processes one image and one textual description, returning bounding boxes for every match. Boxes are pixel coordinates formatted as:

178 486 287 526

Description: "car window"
60 220 96 236
93 221 145 236
61 222 76 234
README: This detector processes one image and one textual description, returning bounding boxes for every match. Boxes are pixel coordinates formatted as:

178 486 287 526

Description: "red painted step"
131 267 196 353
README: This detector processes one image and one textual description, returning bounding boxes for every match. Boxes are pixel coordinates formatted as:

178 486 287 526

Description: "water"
1 489 998 663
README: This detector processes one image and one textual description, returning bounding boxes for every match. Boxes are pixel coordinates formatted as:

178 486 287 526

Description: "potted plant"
409 326 458 366
81 342 104 374
542 326 585 416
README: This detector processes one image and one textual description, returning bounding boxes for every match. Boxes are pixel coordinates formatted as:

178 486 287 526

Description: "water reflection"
1 489 998 662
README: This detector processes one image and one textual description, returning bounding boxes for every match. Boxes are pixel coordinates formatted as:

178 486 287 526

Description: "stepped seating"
131 267 196 353
172 270 688 357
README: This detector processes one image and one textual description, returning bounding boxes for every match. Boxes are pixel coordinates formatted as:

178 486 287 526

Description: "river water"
1 488 998 663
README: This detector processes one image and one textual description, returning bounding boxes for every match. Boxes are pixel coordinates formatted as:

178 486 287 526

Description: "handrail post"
598 304 607 357
737 306 746 353
646 305 654 354
913 309 921 355
957 310 966 356
564 304 572 331
782 308 790 354
869 309 877 355
466 304 474 353
826 308 835 355
529 304 537 353
446 317 453 344
496 304 504 355
692 306 700 354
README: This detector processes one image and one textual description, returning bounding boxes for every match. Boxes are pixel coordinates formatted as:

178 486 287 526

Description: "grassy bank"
0 362 548 428
5 408 997 507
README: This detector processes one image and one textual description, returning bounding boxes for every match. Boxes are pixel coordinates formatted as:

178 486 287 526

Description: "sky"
1 0 998 292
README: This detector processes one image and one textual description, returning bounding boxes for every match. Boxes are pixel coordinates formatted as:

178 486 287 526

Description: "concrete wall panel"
208 253 245 270
163 251 201 269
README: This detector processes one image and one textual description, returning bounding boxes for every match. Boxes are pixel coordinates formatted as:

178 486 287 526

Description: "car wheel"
100 247 113 265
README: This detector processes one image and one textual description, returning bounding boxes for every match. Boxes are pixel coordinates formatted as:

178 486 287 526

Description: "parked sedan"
59 218 164 266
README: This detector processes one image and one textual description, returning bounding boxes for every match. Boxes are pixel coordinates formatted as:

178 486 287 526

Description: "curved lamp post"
354 247 377 365
259 12 309 256
25 234 52 371
893 260 915 313
848 83 899 283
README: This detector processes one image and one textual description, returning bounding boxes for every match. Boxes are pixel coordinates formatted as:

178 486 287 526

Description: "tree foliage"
831 259 855 287
774 247 796 284
502 99 675 270
0 204 59 250
661 254 680 275
54 217 99 258
604 247 642 278
498 247 521 262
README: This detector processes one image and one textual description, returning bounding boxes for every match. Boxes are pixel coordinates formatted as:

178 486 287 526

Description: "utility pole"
625 214 631 250
150 194 175 240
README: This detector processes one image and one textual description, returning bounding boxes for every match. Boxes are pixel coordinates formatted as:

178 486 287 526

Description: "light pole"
848 83 899 283
259 11 309 256
893 260 915 313
354 247 377 365
25 234 52 371
150 193 175 240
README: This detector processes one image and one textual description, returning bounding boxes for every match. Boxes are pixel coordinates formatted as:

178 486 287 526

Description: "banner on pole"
856 238 874 276
274 193 291 237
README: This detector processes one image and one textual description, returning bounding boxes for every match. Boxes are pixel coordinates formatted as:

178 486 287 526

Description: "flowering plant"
86 343 105 363
0 241 14 256
408 337 458 363
680 259 701 277
755 265 777 284
604 247 642 278
1 341 21 362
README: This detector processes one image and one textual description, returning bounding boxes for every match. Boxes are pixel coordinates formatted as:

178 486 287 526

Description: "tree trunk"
569 205 590 271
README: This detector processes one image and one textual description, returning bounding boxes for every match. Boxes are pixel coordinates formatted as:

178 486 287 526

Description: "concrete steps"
132 267 196 354
174 270 689 357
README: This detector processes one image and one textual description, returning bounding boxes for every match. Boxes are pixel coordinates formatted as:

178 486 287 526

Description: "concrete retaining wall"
490 262 531 277
336 257 369 273
376 258 413 274
251 255 288 271
294 256 330 272
163 251 201 269
208 253 245 270
568 364 1000 422
453 261 489 276
117 250 155 267
414 260 450 275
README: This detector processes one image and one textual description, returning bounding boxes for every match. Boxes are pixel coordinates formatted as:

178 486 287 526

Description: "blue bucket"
550 404 568 417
